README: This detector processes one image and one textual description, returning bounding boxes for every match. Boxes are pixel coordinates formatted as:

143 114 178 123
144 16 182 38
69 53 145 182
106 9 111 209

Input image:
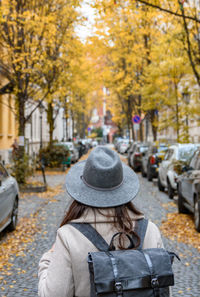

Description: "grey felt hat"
65 146 140 208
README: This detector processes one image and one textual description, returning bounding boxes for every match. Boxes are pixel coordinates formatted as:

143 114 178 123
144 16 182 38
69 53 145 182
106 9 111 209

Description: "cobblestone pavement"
0 155 200 297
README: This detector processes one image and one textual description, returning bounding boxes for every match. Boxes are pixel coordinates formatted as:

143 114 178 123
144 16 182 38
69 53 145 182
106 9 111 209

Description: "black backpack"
70 219 179 297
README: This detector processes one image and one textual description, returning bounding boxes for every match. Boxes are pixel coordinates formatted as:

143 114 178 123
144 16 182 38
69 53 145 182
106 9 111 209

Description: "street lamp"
39 103 45 149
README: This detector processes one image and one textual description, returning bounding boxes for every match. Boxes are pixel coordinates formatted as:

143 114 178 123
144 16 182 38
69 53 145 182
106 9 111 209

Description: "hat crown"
83 146 123 189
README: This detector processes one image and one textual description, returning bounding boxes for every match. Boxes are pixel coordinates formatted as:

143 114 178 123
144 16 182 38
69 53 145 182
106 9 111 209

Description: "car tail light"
150 155 156 165
135 153 141 157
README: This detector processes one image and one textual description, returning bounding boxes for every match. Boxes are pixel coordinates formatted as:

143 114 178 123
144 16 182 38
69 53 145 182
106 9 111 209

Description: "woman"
38 146 163 297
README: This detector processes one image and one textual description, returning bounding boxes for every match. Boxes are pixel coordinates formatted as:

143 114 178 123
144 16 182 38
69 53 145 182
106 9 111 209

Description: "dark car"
127 142 138 166
0 162 19 232
177 148 200 232
141 143 168 181
129 143 150 171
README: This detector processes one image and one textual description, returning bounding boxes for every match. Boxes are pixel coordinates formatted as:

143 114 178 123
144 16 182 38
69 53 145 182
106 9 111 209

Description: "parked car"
55 143 71 168
177 148 200 232
114 137 123 150
141 143 168 181
127 142 138 166
116 139 124 153
61 142 79 163
158 144 198 199
92 140 98 147
130 143 150 171
0 162 19 232
80 139 91 154
118 139 132 154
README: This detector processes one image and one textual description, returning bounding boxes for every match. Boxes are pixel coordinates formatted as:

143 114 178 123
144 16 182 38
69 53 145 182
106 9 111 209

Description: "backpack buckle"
151 277 159 288
115 281 123 294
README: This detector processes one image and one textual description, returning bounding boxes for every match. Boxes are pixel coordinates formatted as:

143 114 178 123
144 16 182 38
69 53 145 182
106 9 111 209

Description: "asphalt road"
0 151 199 297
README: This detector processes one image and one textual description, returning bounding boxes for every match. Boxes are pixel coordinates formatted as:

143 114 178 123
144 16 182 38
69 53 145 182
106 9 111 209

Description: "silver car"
0 162 19 232
158 144 198 199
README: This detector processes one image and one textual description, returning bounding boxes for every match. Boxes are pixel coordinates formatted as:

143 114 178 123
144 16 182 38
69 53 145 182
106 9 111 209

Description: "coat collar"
70 208 144 224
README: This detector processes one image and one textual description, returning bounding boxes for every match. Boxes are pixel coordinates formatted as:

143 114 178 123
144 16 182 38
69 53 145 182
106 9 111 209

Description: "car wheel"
147 167 152 181
141 165 146 177
8 198 18 231
178 190 189 214
158 175 165 192
194 196 200 232
167 180 174 199
133 163 137 172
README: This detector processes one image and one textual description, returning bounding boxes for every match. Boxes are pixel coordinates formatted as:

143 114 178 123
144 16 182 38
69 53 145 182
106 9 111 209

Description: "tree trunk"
47 102 54 147
15 92 26 184
131 123 135 141
175 84 180 142
140 122 143 142
138 95 143 141
149 110 158 141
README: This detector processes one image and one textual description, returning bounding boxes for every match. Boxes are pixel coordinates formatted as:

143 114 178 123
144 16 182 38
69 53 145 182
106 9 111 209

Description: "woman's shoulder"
146 220 161 233
143 220 163 249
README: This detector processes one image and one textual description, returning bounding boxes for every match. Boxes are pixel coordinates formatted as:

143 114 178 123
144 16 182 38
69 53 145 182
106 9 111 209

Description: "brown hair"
60 200 143 249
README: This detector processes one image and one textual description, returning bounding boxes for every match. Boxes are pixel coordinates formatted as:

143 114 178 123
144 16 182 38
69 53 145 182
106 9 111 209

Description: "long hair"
60 200 143 249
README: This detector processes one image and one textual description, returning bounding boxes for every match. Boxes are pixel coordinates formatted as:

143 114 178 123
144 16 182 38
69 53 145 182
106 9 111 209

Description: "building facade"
0 78 18 164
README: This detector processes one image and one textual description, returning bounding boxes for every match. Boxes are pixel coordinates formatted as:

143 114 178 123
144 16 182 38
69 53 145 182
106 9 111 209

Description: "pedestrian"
38 146 165 297
11 138 19 160
78 141 84 158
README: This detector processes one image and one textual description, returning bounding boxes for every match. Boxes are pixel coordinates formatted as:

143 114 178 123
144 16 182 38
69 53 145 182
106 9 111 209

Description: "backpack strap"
69 222 109 251
134 218 148 250
69 218 148 251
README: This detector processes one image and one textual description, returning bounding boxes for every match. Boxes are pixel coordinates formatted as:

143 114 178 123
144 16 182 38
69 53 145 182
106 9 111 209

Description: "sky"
76 0 96 42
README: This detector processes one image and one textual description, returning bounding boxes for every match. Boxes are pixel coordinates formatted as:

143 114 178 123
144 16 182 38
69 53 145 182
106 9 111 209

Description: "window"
139 146 149 153
164 149 174 161
178 146 196 162
190 152 198 169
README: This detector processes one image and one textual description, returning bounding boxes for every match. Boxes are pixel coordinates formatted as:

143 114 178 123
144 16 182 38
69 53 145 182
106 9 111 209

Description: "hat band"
80 175 124 191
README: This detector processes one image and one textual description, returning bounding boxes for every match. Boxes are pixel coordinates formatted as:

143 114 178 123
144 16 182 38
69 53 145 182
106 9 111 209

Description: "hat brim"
65 160 140 208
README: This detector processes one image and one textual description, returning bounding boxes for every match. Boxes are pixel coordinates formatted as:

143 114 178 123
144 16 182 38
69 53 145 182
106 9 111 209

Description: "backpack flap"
88 248 174 295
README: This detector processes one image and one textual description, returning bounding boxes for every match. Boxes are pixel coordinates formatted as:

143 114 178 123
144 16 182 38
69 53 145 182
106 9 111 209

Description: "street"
0 152 200 297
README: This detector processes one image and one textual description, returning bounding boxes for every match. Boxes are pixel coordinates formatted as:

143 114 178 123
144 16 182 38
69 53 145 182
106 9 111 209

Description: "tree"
0 0 81 182
93 0 158 140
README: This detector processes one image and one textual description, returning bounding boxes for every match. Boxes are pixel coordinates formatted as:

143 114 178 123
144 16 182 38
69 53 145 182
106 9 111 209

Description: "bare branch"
136 0 200 23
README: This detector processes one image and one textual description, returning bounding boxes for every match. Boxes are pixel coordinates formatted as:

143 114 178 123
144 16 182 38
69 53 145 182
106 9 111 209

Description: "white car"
61 142 79 163
0 162 19 232
158 144 198 199
92 140 98 147
118 139 132 154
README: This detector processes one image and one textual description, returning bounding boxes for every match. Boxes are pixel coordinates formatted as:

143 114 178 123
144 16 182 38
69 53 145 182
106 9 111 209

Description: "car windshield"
139 146 149 153
178 146 196 161
152 146 168 153
64 143 73 150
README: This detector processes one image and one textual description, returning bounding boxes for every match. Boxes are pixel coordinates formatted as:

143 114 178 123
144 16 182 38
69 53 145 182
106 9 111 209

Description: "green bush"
39 144 69 168
11 153 34 184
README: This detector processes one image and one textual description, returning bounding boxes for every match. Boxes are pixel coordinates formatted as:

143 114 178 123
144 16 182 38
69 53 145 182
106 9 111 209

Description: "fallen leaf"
161 212 200 252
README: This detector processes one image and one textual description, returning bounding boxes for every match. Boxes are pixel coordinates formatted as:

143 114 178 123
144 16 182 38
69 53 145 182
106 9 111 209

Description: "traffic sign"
132 115 141 124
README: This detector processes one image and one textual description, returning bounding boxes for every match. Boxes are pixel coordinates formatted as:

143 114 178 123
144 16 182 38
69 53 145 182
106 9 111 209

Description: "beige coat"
38 209 164 297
